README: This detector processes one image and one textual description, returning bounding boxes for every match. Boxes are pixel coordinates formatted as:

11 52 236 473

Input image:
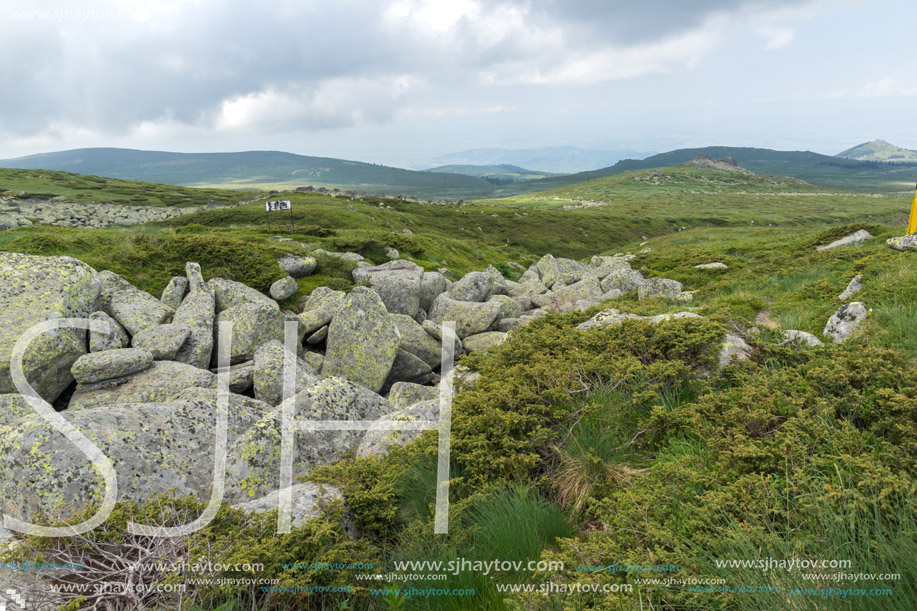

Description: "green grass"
0 167 248 207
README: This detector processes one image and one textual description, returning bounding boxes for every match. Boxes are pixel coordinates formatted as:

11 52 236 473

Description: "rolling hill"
837 139 917 163
497 145 917 194
427 145 655 173
0 148 497 198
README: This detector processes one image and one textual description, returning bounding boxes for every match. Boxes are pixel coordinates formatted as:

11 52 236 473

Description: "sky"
2 0 916 168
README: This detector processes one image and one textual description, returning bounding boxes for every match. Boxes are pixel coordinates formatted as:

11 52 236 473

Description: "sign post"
265 200 293 232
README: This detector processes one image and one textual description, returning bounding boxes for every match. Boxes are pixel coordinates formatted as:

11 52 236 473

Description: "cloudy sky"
2 0 916 167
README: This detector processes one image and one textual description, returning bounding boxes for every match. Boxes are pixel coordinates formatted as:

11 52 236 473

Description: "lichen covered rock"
322 287 400 393
71 348 154 385
131 324 191 361
0 253 100 402
214 302 285 365
428 293 504 339
69 361 216 410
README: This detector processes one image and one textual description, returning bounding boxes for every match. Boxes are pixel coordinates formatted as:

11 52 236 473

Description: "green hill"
497 145 917 194
0 147 497 198
837 139 917 163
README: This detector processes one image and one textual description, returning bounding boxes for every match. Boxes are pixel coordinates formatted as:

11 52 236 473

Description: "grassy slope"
0 165 911 301
0 167 249 208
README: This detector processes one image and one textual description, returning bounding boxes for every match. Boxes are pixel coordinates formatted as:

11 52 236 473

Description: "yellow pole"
908 183 917 235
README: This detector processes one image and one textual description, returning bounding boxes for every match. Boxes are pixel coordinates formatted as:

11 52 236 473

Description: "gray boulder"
694 262 728 270
718 334 753 367
253 340 321 406
109 288 173 336
497 318 524 332
590 255 632 279
301 286 346 314
601 267 645 294
784 330 824 347
535 254 565 290
277 254 317 278
838 274 863 301
357 399 438 458
305 325 328 345
210 277 278 313
89 311 130 352
69 361 216 410
173 283 215 369
212 360 255 394
448 271 494 302
886 233 917 251
215 303 285 365
270 276 299 301
421 319 464 357
390 313 442 368
383 349 433 390
387 382 439 410
483 264 509 295
160 276 189 310
96 270 135 314
0 399 265 521
532 276 603 311
131 324 191 360
555 258 588 284
816 229 873 251
322 287 400 393
185 262 205 292
226 377 391 501
352 260 425 317
823 302 868 343
419 271 448 312
170 386 273 414
71 348 154 385
298 308 334 335
232 483 352 531
638 277 683 300
428 294 505 339
0 253 99 403
462 331 507 353
576 308 702 330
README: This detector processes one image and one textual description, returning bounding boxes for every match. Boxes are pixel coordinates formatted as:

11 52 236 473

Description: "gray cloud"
0 0 821 144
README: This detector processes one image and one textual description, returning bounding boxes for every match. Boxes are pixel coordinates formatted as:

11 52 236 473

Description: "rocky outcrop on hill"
0 248 702 524
0 197 199 230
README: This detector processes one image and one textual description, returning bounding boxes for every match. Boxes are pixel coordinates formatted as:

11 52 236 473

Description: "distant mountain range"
501 145 917 194
0 148 497 198
426 146 656 174
2 144 915 198
836 139 917 163
423 164 562 184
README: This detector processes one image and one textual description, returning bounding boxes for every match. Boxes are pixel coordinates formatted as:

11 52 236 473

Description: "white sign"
265 200 291 212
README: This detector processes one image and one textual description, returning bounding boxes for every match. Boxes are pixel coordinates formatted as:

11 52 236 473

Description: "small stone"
270 276 298 301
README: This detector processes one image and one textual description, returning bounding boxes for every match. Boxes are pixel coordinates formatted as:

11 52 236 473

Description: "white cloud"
757 25 796 50
828 78 917 99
